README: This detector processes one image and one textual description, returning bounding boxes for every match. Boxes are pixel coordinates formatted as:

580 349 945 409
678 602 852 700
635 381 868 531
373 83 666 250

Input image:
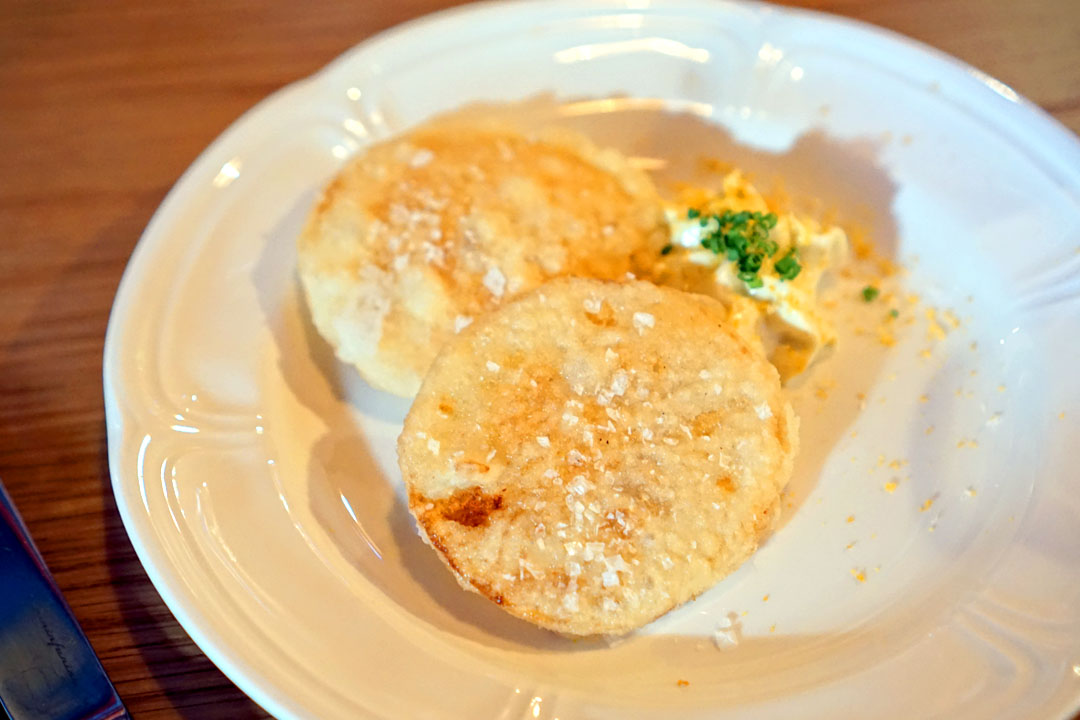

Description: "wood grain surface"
1 1 1077 718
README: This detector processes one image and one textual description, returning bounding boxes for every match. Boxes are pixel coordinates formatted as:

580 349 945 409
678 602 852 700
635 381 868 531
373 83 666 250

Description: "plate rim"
102 1 1080 719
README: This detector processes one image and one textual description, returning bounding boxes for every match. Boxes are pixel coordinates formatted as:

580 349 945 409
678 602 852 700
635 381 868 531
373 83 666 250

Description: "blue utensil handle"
0 480 130 720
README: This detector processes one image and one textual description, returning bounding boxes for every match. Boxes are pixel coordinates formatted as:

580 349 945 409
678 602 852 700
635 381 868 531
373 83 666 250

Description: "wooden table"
1 1 1077 717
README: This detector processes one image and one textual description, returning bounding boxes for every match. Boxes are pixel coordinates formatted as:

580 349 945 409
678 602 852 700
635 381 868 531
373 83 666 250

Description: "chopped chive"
691 209 784 286
660 243 674 255
738 270 763 288
889 309 899 318
738 252 763 273
774 249 801 280
862 285 880 302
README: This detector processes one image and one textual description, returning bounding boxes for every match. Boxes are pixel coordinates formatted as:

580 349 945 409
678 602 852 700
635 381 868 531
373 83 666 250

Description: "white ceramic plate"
104 1 1080 718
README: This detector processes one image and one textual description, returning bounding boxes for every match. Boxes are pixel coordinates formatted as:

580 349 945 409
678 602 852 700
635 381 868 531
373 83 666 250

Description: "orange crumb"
847 225 873 259
770 624 776 633
926 309 947 341
925 425 935 435
919 348 932 359
845 541 856 550
919 497 935 512
762 594 770 602
965 487 977 497
1060 411 1066 420
700 157 735 175
851 568 867 583
876 257 900 277
919 394 929 403
997 384 1006 392
846 515 855 523
677 679 690 688
884 481 898 493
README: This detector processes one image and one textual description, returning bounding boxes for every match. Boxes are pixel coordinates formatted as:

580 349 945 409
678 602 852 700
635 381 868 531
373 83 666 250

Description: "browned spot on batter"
311 176 345 219
469 576 506 606
435 486 503 527
753 504 774 534
437 400 454 417
422 527 509 606
454 459 490 474
485 362 564 458
717 475 736 493
584 301 616 327
691 409 724 436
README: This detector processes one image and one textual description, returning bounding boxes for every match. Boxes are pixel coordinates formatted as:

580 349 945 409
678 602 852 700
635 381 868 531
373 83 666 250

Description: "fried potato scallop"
298 120 666 396
399 278 798 636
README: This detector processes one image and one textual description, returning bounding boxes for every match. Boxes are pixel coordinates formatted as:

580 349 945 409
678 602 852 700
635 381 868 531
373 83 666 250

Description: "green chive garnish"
774 249 802 281
691 209 791 287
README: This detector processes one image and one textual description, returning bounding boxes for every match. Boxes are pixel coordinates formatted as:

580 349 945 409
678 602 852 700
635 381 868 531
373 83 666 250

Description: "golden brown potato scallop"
298 121 666 396
399 278 798 635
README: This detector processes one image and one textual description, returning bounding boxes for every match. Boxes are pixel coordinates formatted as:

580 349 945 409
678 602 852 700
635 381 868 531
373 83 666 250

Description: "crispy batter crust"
298 120 666 396
399 278 798 635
